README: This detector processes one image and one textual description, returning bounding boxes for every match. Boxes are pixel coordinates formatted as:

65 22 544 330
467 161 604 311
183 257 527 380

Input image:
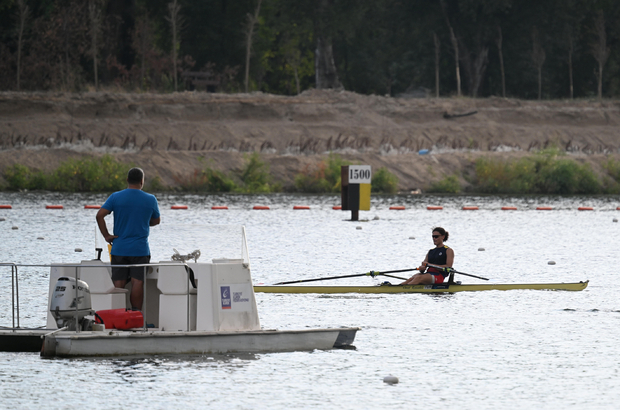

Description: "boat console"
46 226 260 333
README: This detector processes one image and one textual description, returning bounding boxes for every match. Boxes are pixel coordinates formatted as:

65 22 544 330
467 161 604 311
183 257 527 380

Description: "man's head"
127 167 145 187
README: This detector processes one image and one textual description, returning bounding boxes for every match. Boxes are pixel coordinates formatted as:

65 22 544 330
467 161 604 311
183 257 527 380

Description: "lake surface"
0 192 619 409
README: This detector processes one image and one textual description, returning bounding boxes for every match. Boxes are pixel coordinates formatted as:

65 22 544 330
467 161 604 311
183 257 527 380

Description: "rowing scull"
254 281 589 294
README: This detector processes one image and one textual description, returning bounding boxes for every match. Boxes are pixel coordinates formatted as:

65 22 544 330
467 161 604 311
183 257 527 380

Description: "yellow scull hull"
254 281 589 294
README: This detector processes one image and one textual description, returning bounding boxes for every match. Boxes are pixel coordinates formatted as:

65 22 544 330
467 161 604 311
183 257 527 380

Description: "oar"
272 268 418 285
426 263 489 281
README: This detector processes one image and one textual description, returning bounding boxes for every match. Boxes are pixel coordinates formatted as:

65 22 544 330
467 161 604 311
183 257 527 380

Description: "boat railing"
0 261 195 333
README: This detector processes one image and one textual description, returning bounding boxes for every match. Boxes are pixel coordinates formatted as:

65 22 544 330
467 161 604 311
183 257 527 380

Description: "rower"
400 227 454 285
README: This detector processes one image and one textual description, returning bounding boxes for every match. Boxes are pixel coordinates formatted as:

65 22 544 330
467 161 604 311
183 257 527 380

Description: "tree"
88 0 104 90
531 27 546 100
166 0 182 92
314 0 342 90
440 0 461 97
496 26 506 97
433 31 440 97
243 0 262 93
591 10 610 100
567 32 574 99
14 0 30 91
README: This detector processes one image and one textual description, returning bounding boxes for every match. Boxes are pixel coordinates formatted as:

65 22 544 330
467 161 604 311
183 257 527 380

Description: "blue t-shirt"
102 189 160 257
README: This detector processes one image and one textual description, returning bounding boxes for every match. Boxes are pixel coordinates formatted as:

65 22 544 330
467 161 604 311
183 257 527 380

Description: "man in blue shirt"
96 167 161 311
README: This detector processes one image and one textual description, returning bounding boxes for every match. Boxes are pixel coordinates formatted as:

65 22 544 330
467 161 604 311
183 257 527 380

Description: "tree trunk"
496 26 505 98
538 67 542 100
294 66 300 95
89 0 101 90
440 0 461 97
591 11 609 101
315 35 342 90
244 0 262 93
567 35 573 99
433 32 440 98
16 0 30 91
531 28 545 100
167 0 182 92
462 41 488 98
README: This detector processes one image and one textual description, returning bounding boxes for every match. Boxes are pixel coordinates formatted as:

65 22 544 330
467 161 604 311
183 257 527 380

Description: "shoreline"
1 90 619 191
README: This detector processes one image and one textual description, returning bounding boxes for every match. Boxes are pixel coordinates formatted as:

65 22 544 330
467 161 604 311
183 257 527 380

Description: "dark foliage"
1 0 619 98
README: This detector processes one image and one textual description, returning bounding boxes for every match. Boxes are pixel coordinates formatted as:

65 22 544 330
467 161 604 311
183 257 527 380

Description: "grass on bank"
175 152 281 193
2 155 129 192
428 149 620 194
5 149 620 195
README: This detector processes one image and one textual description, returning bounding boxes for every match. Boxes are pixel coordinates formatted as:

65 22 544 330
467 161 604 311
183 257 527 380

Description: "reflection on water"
1 192 620 409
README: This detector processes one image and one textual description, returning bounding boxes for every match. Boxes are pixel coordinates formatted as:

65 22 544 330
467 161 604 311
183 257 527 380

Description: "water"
0 192 619 409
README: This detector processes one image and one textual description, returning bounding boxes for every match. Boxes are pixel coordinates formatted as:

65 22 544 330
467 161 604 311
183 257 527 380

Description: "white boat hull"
41 327 359 357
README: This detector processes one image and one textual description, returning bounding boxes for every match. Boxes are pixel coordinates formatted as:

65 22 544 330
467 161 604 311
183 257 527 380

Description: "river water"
0 192 618 409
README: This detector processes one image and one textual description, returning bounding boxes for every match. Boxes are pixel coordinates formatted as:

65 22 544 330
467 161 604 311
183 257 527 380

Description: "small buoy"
427 206 443 210
75 248 82 252
536 206 553 211
478 248 485 251
0 205 12 209
501 206 517 211
462 206 479 210
578 207 593 211
409 236 415 240
0 217 5 221
332 206 342 210
293 205 310 210
37 237 44 240
12 226 18 230
253 205 270 210
617 207 620 211
613 218 618 222
171 205 188 210
548 261 556 265
356 226 362 230
389 206 405 210
211 206 228 210
46 205 63 209
373 216 380 220
84 205 101 209
383 375 399 384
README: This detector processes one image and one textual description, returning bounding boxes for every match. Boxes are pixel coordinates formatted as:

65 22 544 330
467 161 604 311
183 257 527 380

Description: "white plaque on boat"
220 284 253 311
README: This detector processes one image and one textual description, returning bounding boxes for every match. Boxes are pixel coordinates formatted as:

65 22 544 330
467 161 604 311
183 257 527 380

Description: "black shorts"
111 255 151 282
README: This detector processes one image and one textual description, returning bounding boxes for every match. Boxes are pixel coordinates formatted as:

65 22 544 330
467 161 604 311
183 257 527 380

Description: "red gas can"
95 309 143 330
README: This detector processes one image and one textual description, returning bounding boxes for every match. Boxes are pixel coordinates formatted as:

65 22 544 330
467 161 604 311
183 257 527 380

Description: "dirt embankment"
1 90 619 191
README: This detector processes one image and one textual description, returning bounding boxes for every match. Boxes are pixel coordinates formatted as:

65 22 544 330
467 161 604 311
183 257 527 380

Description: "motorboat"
0 226 358 357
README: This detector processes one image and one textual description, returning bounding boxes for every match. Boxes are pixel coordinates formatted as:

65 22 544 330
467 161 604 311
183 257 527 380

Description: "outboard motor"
50 276 94 331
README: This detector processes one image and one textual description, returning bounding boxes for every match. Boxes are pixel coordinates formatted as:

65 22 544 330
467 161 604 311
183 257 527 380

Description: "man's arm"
96 208 118 243
150 217 161 227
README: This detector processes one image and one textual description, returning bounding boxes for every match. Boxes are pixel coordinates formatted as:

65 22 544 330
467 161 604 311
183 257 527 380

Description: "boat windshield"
96 224 250 265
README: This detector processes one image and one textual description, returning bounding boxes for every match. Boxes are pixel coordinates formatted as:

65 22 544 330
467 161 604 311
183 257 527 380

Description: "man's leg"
127 258 150 311
130 277 144 311
113 279 128 289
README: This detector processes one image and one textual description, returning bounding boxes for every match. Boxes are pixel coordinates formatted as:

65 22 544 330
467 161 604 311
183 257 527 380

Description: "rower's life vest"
427 245 450 276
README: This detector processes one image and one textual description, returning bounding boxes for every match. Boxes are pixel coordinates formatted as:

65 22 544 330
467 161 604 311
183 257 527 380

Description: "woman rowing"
401 227 454 285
